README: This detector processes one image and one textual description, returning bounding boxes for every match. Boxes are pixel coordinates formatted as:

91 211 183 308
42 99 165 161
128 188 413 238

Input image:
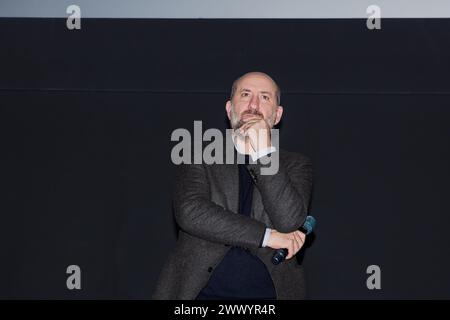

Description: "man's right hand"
266 230 306 259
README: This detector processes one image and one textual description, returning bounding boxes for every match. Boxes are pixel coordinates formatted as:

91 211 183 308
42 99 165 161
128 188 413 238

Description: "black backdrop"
1 18 450 299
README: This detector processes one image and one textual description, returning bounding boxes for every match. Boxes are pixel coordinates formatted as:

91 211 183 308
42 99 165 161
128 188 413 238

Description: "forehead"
236 74 277 93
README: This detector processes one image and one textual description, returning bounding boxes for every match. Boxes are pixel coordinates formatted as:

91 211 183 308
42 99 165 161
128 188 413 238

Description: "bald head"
230 72 281 105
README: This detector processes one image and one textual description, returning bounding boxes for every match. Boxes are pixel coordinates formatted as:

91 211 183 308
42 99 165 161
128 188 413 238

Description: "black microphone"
271 215 316 265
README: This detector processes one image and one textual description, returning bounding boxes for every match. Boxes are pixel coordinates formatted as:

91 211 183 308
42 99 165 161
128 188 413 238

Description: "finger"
299 232 306 246
240 120 260 132
286 239 295 260
248 134 257 151
292 235 300 255
244 121 259 133
296 234 305 254
294 231 304 247
241 115 264 127
246 128 259 148
243 117 262 124
290 239 296 259
238 121 259 136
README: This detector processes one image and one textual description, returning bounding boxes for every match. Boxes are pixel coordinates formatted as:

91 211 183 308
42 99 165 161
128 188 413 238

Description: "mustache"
240 109 263 118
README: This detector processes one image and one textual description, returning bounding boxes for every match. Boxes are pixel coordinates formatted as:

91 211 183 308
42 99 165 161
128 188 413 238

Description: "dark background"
1 18 449 299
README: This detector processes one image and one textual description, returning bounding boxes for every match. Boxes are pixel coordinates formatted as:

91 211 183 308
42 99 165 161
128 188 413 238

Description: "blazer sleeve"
246 151 313 233
173 163 267 249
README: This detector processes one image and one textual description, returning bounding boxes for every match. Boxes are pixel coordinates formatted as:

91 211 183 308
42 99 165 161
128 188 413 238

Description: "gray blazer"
152 149 313 300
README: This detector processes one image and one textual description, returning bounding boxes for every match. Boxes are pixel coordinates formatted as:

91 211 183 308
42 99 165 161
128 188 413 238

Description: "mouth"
242 113 256 120
241 112 263 120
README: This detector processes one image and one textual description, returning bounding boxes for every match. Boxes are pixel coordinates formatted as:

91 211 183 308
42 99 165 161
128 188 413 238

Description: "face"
226 73 283 129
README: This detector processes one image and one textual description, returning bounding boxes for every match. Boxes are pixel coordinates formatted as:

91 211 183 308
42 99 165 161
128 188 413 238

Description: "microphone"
271 215 316 265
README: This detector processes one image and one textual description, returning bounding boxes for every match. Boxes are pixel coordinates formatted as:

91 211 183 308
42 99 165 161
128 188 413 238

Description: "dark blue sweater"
196 161 276 300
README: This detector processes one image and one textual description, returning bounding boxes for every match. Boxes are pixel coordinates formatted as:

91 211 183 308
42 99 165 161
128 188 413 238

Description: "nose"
248 94 260 111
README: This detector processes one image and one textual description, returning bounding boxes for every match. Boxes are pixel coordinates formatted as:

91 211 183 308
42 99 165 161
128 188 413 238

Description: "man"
153 72 313 300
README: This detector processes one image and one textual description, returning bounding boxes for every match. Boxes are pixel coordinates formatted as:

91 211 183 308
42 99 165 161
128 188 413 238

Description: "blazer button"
208 267 213 273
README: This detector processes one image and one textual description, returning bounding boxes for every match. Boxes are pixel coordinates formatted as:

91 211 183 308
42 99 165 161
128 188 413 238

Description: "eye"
262 95 270 101
241 92 250 98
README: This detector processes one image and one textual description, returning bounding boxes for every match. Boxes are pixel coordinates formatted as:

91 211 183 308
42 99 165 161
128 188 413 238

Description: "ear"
225 100 232 120
274 106 283 126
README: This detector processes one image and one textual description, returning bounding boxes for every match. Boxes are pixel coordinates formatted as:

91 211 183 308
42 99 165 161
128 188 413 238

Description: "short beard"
230 103 276 130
